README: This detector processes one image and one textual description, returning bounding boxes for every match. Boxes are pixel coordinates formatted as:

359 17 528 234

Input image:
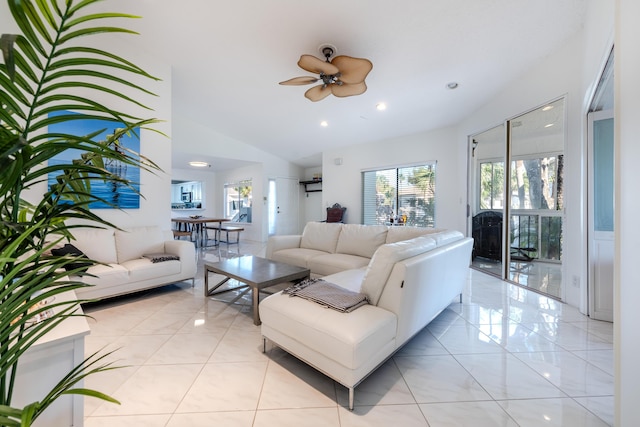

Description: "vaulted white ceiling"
112 0 587 169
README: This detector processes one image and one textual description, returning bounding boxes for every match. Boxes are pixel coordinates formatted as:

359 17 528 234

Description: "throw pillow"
51 243 92 272
142 253 180 263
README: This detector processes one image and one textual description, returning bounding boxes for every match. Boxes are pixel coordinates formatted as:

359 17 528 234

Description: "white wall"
322 126 464 231
615 0 640 424
302 166 324 225
96 48 172 230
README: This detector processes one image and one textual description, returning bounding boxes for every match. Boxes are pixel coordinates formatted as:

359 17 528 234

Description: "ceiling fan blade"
279 76 319 85
298 54 340 75
304 84 332 102
331 82 367 98
331 56 373 84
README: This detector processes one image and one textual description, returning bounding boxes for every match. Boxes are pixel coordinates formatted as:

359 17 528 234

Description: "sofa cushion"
259 292 397 370
270 248 329 270
121 258 181 282
336 224 388 258
322 268 368 294
308 253 371 277
360 235 437 305
70 228 118 264
300 222 342 253
115 226 165 263
74 263 129 287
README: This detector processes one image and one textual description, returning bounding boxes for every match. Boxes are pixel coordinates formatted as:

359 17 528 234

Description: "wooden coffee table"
204 256 310 325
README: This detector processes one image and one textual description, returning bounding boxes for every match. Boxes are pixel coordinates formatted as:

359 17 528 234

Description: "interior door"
588 110 614 321
269 177 299 236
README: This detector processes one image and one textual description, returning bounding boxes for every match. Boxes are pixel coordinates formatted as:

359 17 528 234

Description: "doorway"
268 177 299 236
587 110 614 321
586 48 614 321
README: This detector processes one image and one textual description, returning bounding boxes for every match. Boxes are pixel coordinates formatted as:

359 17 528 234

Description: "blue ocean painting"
47 111 141 209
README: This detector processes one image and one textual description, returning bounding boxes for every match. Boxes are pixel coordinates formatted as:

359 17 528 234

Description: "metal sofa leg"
349 387 354 410
262 337 266 353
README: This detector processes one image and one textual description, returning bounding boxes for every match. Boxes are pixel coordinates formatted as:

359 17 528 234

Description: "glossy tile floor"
83 241 613 426
471 258 563 299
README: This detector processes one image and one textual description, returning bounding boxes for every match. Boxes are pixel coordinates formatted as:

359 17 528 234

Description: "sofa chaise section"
260 227 473 409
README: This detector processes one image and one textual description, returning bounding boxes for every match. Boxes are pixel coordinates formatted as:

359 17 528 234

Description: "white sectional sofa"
266 222 461 276
64 225 197 300
260 222 473 409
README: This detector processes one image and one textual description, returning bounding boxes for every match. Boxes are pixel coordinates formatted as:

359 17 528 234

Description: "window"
363 163 436 227
508 154 564 261
224 179 252 223
510 155 563 210
479 160 504 210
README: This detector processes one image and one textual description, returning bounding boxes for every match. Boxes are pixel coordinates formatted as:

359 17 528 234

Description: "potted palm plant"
0 0 161 425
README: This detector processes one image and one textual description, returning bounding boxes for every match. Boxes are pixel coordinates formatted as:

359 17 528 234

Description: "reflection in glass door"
507 98 565 298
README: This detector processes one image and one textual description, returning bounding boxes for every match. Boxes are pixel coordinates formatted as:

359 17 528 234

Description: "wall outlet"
572 275 580 288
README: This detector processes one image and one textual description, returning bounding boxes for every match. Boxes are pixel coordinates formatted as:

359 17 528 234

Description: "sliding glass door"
470 98 565 299
507 98 564 298
470 125 505 278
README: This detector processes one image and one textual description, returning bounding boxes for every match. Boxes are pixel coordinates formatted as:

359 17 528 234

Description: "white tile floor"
471 258 563 299
82 241 613 426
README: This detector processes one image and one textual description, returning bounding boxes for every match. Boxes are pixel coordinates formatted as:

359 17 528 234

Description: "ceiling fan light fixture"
189 161 209 167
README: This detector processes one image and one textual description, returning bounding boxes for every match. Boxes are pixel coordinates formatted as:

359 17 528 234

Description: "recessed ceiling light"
544 123 554 128
189 161 208 167
376 102 387 111
446 82 459 90
320 120 328 127
542 105 554 111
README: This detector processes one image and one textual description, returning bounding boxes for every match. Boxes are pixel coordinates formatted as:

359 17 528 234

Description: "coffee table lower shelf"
204 256 310 325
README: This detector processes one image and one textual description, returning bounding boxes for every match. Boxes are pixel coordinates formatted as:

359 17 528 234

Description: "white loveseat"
260 222 473 409
65 226 197 300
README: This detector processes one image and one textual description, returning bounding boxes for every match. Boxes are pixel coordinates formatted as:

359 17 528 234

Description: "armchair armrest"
266 235 302 259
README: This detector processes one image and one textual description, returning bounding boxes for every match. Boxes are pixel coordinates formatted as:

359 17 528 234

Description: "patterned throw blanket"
283 278 369 313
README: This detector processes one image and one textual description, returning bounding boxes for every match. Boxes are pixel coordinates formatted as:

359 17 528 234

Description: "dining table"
171 216 230 247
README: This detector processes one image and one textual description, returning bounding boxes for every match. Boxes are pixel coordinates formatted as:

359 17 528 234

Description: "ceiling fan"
279 45 373 102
